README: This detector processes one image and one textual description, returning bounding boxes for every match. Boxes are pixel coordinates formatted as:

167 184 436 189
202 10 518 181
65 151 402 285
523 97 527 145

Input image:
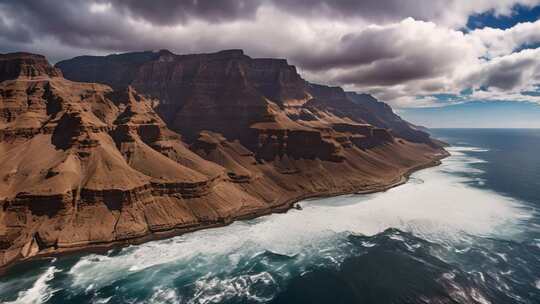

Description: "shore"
0 151 449 275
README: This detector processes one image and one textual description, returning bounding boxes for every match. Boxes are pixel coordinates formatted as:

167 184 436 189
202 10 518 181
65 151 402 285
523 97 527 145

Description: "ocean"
1 128 539 304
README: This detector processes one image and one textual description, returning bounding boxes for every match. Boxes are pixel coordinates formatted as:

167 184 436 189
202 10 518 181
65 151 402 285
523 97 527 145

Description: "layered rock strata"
0 51 447 270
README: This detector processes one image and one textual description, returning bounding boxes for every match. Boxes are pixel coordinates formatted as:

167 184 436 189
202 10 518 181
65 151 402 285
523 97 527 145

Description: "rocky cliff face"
0 51 447 270
1 52 62 82
57 49 436 145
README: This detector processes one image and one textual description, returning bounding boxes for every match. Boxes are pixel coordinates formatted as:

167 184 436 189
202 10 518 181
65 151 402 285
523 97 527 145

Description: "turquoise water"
1 129 539 303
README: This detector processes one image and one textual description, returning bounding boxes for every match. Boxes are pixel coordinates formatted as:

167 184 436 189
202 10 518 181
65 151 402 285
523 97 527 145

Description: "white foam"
470 288 491 304
61 146 529 294
190 272 276 304
4 266 59 304
149 287 181 304
92 297 112 304
448 147 490 153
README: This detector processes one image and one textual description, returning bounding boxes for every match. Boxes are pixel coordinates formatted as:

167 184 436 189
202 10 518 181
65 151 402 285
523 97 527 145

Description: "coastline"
0 151 449 275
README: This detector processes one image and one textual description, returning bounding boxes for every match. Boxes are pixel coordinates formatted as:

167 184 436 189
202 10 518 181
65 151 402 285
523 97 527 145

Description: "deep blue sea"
1 129 539 304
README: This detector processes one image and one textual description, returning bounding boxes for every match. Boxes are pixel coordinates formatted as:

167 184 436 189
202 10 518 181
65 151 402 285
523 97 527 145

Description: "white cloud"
438 0 540 27
461 48 540 91
470 19 540 57
89 2 112 14
2 0 540 108
298 18 540 108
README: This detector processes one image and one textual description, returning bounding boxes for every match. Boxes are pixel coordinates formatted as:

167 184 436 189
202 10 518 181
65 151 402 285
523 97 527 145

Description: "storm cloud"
1 0 540 107
102 0 262 25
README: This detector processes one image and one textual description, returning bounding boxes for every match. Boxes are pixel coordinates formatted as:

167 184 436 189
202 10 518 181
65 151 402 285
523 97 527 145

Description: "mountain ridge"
56 49 436 146
0 51 447 270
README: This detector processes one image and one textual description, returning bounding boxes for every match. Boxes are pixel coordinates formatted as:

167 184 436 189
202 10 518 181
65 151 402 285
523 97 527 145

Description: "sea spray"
1 139 537 303
4 266 60 304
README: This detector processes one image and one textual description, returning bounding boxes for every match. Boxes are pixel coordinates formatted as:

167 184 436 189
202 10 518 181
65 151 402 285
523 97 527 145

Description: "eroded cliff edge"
0 51 447 270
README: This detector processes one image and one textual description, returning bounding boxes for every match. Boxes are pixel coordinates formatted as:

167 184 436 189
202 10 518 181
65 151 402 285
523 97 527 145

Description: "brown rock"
0 51 448 271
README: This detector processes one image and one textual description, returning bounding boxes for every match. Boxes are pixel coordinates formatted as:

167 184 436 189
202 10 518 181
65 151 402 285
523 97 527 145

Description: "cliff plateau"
0 50 447 270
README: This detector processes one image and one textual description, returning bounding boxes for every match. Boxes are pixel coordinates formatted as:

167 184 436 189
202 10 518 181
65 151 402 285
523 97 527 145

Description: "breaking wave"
1 144 538 303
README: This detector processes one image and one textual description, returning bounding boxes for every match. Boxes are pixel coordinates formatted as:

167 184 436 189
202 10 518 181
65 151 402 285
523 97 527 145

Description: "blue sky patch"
400 101 540 128
466 4 540 30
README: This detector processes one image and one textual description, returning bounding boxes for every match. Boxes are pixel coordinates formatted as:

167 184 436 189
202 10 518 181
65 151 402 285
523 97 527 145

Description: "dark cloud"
105 0 262 25
484 60 533 90
99 0 538 30
0 1 130 47
0 4 33 43
100 0 450 26
271 0 447 23
0 0 183 61
296 18 472 88
465 53 538 91
0 0 267 61
1 0 539 106
335 57 439 86
294 29 401 71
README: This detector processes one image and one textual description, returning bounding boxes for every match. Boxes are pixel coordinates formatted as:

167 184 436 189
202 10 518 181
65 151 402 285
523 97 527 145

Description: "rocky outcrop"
0 51 448 270
1 52 62 82
56 49 436 146
345 92 432 144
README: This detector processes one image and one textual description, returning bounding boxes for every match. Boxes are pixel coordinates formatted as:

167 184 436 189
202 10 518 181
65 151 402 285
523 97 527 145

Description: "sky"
1 0 540 128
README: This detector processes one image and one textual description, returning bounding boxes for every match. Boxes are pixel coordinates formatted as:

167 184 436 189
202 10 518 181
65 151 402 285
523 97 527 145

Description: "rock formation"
57 49 436 145
0 51 447 270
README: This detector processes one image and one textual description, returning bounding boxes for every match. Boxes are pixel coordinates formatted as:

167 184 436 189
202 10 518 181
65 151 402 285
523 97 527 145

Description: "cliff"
0 51 447 270
57 49 437 145
0 52 62 82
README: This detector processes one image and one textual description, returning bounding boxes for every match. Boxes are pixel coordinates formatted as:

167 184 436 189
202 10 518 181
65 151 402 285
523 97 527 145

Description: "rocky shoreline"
0 152 448 274
1 50 448 274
